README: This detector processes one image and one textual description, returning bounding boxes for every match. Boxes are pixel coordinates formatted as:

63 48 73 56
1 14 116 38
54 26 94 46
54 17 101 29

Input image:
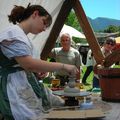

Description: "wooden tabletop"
45 93 120 120
87 93 120 120
102 102 120 120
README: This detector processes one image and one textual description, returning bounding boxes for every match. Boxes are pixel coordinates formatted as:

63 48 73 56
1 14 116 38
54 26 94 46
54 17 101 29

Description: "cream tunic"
0 25 44 120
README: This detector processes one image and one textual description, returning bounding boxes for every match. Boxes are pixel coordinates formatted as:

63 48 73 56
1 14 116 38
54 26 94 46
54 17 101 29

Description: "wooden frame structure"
41 0 104 64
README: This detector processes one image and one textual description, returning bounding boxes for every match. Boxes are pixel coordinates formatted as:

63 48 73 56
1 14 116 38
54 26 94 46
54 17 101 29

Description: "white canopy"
61 24 85 39
0 0 64 57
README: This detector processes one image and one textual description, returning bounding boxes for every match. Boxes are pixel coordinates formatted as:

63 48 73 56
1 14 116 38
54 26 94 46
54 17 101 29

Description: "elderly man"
50 33 81 86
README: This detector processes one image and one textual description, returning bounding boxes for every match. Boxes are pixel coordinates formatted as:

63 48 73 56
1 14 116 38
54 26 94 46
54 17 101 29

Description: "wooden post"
73 0 104 64
41 0 74 60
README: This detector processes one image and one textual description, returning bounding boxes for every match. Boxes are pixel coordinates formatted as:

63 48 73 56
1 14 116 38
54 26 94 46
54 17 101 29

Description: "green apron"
0 48 50 120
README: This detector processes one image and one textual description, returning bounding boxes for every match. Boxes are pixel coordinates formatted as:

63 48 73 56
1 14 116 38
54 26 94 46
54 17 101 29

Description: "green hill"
88 17 120 31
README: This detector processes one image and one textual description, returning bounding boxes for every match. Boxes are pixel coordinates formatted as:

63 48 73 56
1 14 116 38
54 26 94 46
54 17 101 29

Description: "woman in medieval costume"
0 4 78 120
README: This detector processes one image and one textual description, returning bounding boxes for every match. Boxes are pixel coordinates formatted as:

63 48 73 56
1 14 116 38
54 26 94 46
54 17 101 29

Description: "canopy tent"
115 37 120 43
61 24 85 39
0 0 64 57
56 24 86 47
0 0 105 65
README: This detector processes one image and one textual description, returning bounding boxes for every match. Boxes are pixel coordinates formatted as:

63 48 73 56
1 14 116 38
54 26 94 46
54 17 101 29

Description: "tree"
104 25 119 33
65 10 82 32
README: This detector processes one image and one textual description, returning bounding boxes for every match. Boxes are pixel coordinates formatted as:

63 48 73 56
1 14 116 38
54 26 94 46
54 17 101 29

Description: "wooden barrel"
97 68 120 102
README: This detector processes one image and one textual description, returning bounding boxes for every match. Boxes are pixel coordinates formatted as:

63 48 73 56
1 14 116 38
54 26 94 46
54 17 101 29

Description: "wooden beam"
103 49 120 67
41 0 74 60
73 0 104 64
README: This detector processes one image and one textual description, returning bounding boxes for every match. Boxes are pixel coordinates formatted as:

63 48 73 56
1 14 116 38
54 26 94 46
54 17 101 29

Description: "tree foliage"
103 25 120 33
65 11 120 43
65 10 82 32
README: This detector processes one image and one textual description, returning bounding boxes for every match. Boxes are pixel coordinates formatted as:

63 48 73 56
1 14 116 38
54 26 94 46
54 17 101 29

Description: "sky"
80 0 120 20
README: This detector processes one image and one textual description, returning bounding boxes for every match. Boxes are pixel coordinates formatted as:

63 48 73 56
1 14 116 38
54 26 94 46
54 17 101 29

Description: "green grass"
81 66 93 90
81 65 120 90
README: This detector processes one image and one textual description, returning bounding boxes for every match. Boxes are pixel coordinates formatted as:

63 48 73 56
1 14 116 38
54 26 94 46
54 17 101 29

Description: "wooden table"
102 102 120 120
87 93 120 120
45 92 120 120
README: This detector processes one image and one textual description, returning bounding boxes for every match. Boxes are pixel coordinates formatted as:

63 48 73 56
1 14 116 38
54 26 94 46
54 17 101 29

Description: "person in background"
0 4 78 120
93 37 116 89
82 49 94 85
50 33 81 86
101 37 116 57
82 42 104 86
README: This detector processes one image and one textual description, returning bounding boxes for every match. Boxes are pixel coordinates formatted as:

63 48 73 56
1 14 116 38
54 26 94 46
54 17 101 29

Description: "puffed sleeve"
1 40 32 59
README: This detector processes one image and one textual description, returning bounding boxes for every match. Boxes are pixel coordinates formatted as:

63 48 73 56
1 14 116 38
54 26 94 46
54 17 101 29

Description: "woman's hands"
63 64 79 77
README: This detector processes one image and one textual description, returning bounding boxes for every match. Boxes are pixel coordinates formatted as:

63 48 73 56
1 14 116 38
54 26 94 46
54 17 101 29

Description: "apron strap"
26 72 51 110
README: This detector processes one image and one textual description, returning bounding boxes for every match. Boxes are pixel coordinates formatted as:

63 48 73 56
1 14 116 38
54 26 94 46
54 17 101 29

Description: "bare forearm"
27 59 64 72
15 56 78 76
16 56 63 72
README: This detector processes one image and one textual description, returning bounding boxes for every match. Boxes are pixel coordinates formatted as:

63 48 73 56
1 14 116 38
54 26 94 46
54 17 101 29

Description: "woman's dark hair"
8 3 52 27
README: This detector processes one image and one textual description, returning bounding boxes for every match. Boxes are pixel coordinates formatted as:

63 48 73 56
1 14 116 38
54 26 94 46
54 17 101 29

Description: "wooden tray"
45 109 105 119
